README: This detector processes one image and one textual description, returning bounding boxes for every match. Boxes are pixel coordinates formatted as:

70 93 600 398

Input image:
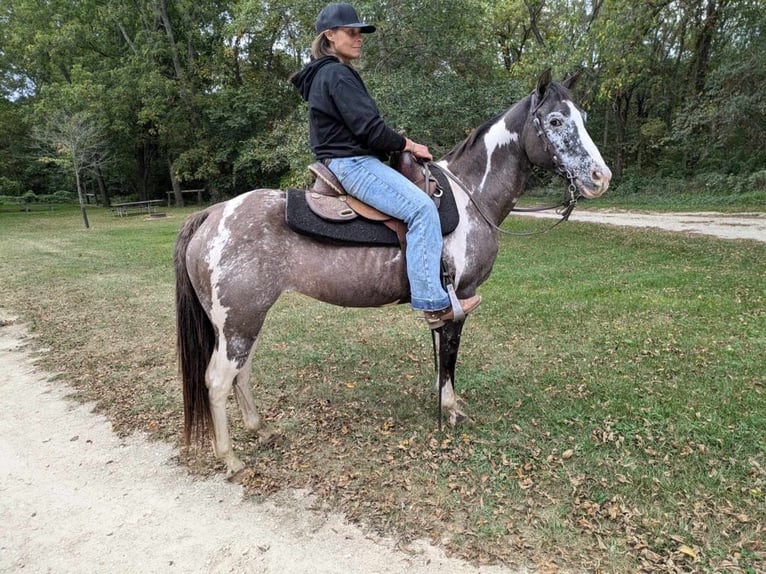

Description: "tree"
34 111 109 229
1 0 763 203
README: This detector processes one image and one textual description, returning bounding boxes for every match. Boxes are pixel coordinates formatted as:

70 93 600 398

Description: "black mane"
442 80 574 163
442 97 529 163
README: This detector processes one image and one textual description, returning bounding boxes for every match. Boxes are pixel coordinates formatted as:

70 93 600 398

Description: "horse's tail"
174 210 214 446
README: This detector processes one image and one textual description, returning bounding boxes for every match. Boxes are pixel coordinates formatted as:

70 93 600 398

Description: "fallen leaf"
679 545 697 559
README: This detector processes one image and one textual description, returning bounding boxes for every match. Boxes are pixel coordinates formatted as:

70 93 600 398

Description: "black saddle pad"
285 167 459 247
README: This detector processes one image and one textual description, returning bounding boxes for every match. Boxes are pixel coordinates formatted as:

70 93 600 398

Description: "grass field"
0 203 763 572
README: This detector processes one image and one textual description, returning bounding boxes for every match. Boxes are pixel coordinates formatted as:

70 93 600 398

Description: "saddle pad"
285 171 459 247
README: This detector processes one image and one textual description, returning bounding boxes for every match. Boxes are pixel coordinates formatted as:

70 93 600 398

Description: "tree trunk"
96 166 109 206
612 93 630 179
74 168 90 230
169 159 183 207
523 0 546 46
154 0 185 83
690 0 726 95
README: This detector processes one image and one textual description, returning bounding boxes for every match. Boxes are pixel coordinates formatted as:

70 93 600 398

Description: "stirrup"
423 294 481 329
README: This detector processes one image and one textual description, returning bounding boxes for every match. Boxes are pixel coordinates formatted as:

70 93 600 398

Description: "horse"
174 69 611 477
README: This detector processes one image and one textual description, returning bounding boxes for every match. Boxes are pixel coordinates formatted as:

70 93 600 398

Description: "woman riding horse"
175 60 611 477
290 2 481 329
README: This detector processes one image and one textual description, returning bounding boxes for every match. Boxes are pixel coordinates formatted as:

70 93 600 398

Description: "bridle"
431 93 582 238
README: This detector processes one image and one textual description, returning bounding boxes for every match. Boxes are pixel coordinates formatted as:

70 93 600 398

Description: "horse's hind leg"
233 353 281 447
206 341 251 477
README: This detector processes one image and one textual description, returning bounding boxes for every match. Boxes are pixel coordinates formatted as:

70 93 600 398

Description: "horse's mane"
442 108 511 162
443 80 572 163
442 93 535 163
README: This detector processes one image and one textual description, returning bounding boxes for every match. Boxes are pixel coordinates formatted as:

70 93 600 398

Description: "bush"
747 170 766 191
0 177 22 196
610 171 764 198
41 190 76 203
22 191 38 203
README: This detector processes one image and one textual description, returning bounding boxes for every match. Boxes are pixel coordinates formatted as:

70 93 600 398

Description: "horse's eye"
549 117 563 128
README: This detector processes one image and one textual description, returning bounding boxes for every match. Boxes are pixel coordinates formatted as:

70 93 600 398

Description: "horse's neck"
442 102 531 225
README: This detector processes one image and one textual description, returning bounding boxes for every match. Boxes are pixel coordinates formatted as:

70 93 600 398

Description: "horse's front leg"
434 320 469 426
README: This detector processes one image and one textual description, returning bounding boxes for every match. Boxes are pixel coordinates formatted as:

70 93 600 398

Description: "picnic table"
166 188 205 206
112 199 164 217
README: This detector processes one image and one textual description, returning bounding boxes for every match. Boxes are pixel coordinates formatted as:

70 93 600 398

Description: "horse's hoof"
224 456 246 481
257 427 281 448
449 410 470 426
226 465 249 483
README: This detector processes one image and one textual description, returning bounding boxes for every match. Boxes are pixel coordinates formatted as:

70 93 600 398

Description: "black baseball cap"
316 3 376 34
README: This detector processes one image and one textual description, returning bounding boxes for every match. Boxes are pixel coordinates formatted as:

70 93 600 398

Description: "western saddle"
304 152 441 229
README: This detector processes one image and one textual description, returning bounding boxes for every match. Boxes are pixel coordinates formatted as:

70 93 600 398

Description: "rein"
433 162 579 238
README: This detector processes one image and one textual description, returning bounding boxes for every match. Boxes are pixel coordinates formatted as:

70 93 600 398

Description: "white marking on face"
479 120 518 190
565 101 608 170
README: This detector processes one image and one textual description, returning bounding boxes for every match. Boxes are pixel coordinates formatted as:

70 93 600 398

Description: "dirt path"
0 314 515 574
518 209 766 243
2 212 762 573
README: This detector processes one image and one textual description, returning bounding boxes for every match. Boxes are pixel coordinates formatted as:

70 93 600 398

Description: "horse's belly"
286 244 410 308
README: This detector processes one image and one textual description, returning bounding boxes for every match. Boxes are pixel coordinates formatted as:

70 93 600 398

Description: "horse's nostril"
592 169 612 186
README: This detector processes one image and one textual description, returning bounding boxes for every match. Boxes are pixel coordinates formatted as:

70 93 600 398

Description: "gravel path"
518 209 766 243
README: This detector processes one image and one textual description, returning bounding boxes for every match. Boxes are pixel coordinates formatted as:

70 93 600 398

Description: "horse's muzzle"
578 166 612 199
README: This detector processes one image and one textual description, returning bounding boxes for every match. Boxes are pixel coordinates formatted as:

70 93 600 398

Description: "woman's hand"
404 138 433 161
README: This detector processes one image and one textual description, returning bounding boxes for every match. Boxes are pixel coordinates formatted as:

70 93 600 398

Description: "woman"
290 2 480 328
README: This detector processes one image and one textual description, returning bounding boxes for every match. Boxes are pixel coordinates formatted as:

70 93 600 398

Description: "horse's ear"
536 68 552 98
563 69 583 90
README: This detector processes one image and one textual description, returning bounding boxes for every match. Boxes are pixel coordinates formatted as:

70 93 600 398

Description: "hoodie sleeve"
330 67 406 152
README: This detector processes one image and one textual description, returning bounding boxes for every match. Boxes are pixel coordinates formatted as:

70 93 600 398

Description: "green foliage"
0 177 22 196
0 0 764 198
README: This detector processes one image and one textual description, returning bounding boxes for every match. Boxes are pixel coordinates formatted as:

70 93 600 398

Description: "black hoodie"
291 56 406 160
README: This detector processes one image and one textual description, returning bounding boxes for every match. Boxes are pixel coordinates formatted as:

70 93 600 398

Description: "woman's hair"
311 31 336 60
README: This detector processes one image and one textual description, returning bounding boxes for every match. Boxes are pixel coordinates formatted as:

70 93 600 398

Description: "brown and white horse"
174 70 611 477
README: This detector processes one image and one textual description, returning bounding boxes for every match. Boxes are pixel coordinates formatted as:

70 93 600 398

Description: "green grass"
0 203 764 572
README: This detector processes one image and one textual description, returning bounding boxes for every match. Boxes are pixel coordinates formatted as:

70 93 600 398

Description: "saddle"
305 152 441 223
285 153 459 247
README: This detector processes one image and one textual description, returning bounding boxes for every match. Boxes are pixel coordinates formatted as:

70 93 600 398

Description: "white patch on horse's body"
386 252 403 266
437 161 475 287
203 193 253 476
207 194 248 331
479 121 518 191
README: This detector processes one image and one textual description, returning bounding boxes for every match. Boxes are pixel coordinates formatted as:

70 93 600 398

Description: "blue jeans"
328 156 450 312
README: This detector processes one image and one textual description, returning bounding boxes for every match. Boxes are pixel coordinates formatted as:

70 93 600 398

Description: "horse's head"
523 69 611 199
